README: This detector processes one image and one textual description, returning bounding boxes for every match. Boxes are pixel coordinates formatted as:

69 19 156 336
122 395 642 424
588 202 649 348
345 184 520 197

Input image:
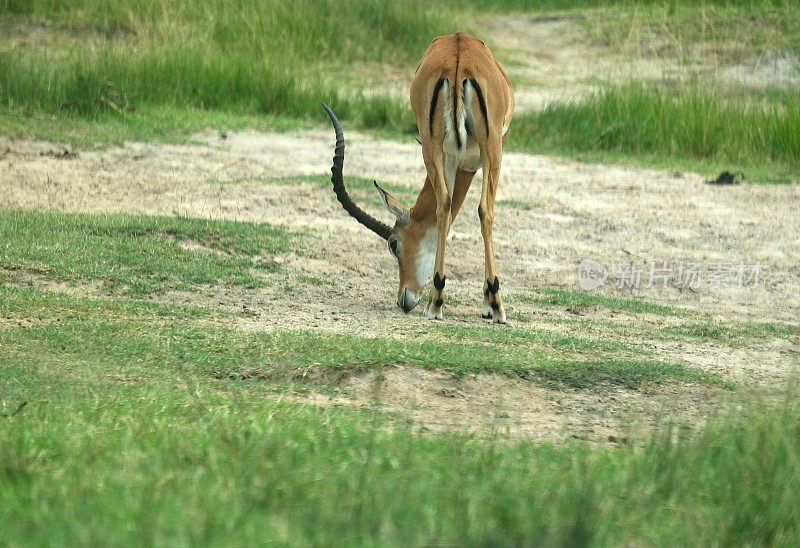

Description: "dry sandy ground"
2 16 799 443
3 128 798 322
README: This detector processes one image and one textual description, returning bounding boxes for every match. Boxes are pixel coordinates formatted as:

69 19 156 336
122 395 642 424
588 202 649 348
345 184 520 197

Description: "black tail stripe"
429 78 447 138
469 78 490 137
452 33 463 150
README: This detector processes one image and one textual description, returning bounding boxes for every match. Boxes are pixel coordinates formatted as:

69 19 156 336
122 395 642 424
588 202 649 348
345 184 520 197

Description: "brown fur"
383 33 514 322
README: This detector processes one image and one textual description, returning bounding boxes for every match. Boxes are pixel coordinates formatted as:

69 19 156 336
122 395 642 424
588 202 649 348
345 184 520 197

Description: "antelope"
323 33 514 323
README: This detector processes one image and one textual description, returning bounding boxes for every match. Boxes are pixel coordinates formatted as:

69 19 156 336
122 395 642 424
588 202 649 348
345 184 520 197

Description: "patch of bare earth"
2 267 107 297
277 365 728 444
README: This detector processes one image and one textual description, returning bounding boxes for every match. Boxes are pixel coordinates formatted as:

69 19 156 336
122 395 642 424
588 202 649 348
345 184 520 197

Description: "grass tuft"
509 288 682 316
0 210 297 294
1 313 727 390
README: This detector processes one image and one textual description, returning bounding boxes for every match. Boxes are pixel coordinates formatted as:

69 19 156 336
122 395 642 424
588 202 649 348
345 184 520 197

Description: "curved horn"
322 102 392 240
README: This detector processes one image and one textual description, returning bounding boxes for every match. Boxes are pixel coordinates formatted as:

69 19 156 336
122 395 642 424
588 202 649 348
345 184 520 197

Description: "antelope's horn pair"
322 102 392 241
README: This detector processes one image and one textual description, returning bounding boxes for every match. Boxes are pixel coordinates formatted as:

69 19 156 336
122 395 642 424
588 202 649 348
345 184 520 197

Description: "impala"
323 33 514 323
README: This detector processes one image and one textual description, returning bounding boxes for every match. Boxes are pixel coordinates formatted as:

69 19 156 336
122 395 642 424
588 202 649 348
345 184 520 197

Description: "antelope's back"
410 33 514 138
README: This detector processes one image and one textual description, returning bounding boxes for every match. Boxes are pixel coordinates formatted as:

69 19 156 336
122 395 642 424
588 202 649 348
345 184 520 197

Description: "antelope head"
322 103 434 313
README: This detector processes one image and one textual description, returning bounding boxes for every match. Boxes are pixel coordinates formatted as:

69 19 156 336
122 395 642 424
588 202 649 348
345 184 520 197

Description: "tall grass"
512 84 800 168
1 0 449 64
1 0 798 171
0 0 431 130
456 0 799 13
0 48 417 131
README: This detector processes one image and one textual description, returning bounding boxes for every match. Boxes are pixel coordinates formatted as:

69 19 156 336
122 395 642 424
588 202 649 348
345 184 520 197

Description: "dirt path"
3 128 798 323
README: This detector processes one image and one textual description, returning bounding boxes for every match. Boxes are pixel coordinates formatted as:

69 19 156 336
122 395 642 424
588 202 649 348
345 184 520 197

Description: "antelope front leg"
422 151 453 320
479 158 506 324
424 196 451 320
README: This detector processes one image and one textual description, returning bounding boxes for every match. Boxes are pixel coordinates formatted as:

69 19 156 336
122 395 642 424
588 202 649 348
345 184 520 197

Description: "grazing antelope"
323 33 514 323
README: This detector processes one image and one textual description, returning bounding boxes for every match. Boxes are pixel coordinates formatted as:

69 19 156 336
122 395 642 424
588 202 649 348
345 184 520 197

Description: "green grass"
0 282 789 546
0 285 226 321
660 320 800 346
509 287 682 316
0 210 297 295
508 288 799 348
510 310 798 352
2 316 724 390
0 341 798 544
0 106 317 149
510 84 800 180
450 0 800 14
0 283 723 390
424 322 643 358
1 0 451 65
0 0 433 133
2 1 798 181
579 1 800 61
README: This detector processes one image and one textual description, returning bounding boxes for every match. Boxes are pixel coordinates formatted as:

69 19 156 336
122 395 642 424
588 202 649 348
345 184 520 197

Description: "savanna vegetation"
1 0 798 177
1 210 798 544
2 0 799 544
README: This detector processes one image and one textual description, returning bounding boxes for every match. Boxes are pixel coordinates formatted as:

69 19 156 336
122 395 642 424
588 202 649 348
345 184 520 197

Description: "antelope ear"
374 181 409 226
